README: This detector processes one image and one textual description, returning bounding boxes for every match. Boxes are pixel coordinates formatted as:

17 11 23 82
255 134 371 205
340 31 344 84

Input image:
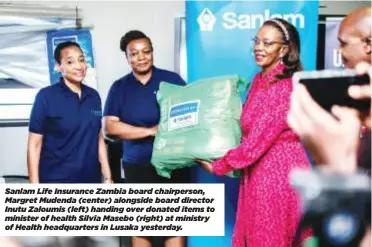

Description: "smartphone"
292 69 370 112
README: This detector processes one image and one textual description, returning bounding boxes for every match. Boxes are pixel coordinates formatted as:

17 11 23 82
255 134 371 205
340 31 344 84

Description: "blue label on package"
169 101 199 130
170 102 198 117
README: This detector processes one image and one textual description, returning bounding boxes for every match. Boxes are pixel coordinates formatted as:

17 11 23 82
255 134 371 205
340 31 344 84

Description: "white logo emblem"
197 8 216 31
325 211 357 244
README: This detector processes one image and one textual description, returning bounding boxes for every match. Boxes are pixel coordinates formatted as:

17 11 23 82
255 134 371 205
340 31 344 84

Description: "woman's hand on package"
147 125 158 137
195 159 214 174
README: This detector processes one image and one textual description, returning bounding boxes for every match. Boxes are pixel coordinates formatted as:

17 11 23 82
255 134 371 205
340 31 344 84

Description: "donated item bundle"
152 75 249 178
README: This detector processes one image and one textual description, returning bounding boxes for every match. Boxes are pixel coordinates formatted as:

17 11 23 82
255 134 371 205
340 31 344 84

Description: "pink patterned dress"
212 64 311 247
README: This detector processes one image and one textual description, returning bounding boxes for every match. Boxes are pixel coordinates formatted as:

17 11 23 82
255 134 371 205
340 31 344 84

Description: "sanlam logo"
197 8 216 31
198 9 305 31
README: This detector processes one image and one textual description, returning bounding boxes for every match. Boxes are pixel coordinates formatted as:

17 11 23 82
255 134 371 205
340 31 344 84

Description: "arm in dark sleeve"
173 73 187 86
29 89 48 135
103 80 121 118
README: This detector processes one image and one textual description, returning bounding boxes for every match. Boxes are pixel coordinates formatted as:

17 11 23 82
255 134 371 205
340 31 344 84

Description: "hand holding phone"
292 69 371 112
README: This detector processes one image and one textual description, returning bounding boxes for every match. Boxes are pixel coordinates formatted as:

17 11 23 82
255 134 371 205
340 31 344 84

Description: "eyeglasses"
251 37 285 48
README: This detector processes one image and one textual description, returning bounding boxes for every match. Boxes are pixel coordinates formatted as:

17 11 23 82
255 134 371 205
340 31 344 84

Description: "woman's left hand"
195 159 214 174
104 177 113 184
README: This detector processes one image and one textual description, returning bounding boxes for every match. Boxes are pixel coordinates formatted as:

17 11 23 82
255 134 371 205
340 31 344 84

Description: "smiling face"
253 25 288 73
56 45 87 84
126 38 153 75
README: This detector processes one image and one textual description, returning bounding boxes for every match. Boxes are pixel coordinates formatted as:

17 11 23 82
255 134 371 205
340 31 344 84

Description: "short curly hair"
120 30 153 54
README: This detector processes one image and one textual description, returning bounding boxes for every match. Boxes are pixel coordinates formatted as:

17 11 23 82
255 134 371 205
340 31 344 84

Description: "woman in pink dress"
197 18 311 247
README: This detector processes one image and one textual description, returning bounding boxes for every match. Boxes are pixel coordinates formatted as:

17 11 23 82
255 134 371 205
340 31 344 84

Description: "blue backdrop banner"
186 1 318 247
46 29 97 89
325 17 344 69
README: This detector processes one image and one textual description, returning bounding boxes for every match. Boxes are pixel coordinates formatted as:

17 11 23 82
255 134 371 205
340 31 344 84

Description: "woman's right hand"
29 179 39 184
195 159 214 174
104 177 113 184
27 132 43 184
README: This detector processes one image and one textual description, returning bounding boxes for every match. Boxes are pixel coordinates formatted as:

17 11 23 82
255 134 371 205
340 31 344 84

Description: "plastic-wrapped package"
152 75 249 178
